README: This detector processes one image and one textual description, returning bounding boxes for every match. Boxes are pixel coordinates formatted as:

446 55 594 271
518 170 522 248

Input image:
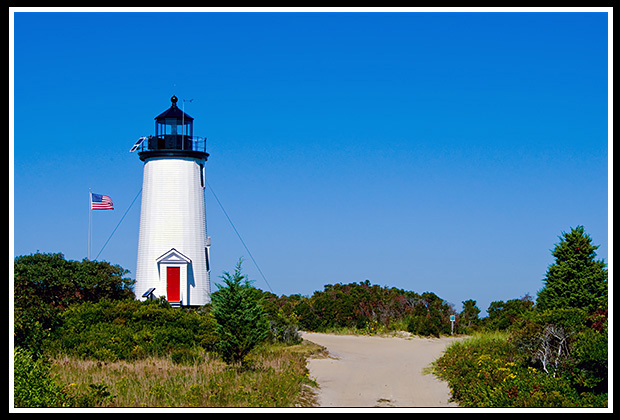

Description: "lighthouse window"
163 118 177 135
199 163 205 188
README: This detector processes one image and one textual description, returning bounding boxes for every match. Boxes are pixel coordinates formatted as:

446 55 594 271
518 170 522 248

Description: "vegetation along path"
302 332 463 408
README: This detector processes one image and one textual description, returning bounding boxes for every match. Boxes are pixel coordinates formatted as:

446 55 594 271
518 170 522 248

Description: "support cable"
94 188 142 261
205 180 273 293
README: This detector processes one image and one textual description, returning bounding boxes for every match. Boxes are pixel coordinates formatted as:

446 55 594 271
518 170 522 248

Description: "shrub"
433 332 607 407
47 298 217 361
572 326 608 392
14 347 66 407
511 307 608 394
13 347 117 407
483 295 535 331
14 253 134 353
406 314 442 337
211 260 270 365
255 291 302 344
511 308 585 376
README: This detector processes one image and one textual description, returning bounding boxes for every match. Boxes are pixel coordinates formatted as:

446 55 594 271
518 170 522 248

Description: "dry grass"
50 341 324 408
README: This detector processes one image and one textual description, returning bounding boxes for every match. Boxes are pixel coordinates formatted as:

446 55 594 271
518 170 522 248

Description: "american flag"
91 193 114 210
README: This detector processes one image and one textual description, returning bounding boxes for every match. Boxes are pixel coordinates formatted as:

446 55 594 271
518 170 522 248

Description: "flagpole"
88 188 92 260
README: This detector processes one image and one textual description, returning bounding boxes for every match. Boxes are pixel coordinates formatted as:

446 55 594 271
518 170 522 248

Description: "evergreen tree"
211 259 269 365
537 226 607 313
460 299 481 328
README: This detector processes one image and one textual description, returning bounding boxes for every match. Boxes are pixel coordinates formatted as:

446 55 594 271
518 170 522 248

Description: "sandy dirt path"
302 332 461 408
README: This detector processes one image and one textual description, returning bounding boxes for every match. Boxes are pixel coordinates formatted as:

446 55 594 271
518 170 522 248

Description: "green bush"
255 291 302 344
14 347 67 407
433 332 607 407
13 347 117 408
47 298 218 361
572 326 608 391
14 253 135 354
511 307 608 394
406 314 441 337
483 295 535 331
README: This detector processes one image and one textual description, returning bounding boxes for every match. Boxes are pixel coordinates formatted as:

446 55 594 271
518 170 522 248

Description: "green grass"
49 341 324 407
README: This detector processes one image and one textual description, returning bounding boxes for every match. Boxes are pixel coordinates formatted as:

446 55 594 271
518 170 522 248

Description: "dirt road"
302 332 461 408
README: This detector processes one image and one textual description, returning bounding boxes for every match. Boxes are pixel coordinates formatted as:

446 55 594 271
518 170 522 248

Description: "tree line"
14 226 608 350
13 225 607 407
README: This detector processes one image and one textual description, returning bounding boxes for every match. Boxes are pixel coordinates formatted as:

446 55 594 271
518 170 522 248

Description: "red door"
166 267 180 301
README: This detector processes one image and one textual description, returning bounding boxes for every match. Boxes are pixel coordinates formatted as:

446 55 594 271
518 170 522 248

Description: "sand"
302 332 462 408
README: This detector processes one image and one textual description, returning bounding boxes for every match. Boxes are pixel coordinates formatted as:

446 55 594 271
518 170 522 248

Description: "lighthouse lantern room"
134 96 211 307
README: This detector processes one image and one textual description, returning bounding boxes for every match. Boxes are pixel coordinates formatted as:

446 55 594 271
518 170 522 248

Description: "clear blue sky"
11 10 610 315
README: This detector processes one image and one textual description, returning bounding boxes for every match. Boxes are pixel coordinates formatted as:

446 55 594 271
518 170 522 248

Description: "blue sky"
11 10 610 315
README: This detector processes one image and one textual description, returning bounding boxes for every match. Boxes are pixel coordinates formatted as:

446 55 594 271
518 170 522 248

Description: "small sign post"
450 314 456 335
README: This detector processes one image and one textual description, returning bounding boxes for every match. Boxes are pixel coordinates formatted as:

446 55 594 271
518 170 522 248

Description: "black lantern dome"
138 96 208 161
155 95 194 140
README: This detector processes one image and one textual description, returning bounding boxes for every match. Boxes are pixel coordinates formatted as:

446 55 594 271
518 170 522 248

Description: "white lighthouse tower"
134 96 211 307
